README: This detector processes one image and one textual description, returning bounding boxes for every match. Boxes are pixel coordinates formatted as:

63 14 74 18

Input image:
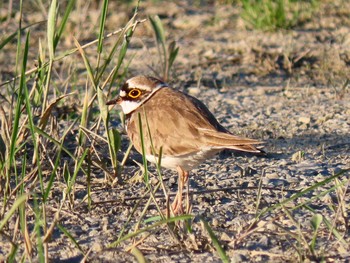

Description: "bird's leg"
183 171 191 214
171 166 187 214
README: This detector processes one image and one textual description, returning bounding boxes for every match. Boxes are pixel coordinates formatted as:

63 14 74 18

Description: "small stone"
203 49 216 60
90 229 99 236
188 87 201 96
298 116 311 124
266 173 279 179
258 236 269 247
266 106 276 116
256 87 266 95
91 242 102 252
266 223 277 231
257 220 267 228
221 232 232 242
212 218 219 227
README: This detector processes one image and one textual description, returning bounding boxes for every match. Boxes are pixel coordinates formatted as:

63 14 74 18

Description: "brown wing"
127 88 263 156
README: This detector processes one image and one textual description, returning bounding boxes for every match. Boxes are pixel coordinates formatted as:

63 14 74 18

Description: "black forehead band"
121 82 129 91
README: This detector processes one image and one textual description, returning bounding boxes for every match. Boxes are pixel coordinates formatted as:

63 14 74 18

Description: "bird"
107 75 264 214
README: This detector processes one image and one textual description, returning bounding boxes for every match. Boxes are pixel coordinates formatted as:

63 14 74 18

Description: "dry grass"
0 0 349 262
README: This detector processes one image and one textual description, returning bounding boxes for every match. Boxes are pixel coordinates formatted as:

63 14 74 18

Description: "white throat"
119 100 141 114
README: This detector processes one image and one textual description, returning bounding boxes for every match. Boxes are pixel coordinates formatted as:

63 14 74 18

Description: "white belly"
146 148 219 171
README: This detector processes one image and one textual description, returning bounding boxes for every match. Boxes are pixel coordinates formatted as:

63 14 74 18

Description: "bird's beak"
106 97 121 105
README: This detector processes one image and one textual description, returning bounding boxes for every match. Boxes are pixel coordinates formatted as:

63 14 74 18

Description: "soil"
0 0 349 262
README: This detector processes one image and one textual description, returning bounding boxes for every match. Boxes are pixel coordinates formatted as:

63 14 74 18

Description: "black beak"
106 97 121 105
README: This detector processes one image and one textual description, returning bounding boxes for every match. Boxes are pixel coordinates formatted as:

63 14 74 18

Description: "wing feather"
127 88 264 156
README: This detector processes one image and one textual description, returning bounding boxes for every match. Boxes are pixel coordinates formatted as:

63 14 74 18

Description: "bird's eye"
128 89 141 99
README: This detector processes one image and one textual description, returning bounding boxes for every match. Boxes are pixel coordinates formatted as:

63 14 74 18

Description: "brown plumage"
107 76 264 214
126 87 262 160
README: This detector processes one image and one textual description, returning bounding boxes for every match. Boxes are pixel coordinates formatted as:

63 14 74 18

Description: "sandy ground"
0 0 349 262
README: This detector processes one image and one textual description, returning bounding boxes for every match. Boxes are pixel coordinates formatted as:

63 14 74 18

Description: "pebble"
266 223 277 231
298 116 311 124
187 87 201 96
91 242 102 252
265 173 279 179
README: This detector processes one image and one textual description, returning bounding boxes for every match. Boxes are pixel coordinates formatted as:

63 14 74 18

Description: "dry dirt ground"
1 0 350 262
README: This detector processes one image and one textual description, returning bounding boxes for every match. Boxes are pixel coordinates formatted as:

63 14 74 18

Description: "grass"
0 0 349 262
240 0 320 30
149 15 179 81
0 0 144 261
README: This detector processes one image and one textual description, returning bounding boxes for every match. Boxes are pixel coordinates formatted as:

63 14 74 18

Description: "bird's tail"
199 128 265 154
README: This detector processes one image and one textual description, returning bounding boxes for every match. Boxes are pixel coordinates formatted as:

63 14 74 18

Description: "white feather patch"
119 100 141 114
120 90 127 97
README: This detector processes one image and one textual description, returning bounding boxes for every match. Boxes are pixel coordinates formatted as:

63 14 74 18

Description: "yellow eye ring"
128 89 141 99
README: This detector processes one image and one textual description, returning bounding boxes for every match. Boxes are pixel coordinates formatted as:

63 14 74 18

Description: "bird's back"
126 88 262 160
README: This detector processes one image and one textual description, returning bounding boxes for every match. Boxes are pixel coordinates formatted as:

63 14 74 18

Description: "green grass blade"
310 213 323 251
94 0 109 80
20 147 27 194
98 86 109 123
43 143 62 202
14 0 23 75
138 113 148 183
79 86 90 147
86 149 92 209
103 3 139 86
0 31 19 50
108 28 133 87
6 29 30 197
7 244 18 263
74 36 96 90
130 247 147 263
257 168 349 219
57 224 85 253
97 13 137 86
66 148 89 195
304 205 347 246
97 0 109 53
47 0 57 58
149 15 165 47
149 15 167 78
33 197 44 262
98 87 120 175
54 0 75 49
23 48 44 194
107 128 121 172
200 216 229 263
0 194 27 231
42 0 57 114
18 170 32 260
167 41 179 75
293 175 349 212
9 33 29 165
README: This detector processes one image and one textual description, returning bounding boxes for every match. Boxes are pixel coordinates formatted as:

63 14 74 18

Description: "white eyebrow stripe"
135 84 152 91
